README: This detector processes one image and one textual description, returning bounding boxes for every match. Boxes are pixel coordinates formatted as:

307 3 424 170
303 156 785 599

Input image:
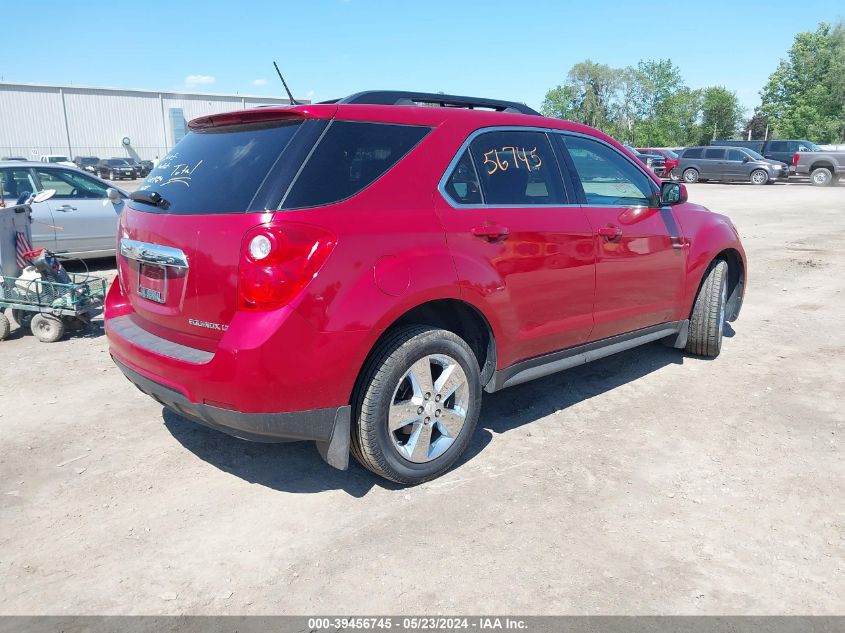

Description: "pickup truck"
794 151 845 186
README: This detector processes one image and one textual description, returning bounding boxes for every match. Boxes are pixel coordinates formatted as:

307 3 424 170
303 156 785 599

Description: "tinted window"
468 131 565 205
684 148 703 159
767 141 787 152
704 148 726 160
283 121 430 209
36 169 109 199
443 150 482 205
136 121 302 214
562 135 654 206
727 149 746 161
0 168 37 201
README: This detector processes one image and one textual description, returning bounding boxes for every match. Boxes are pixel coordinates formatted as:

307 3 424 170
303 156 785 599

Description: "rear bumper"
113 358 351 469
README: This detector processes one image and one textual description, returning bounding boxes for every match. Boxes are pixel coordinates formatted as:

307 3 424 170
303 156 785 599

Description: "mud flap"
663 319 690 349
316 406 351 470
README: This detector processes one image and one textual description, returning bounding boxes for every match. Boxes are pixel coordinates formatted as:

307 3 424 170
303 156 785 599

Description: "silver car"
0 161 126 259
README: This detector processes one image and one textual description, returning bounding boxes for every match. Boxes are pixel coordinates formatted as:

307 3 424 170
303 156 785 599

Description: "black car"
97 158 136 180
125 158 151 178
710 139 821 170
624 145 667 176
73 156 100 174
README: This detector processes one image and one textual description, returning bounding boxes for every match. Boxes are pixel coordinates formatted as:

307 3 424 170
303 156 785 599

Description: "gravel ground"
0 181 843 615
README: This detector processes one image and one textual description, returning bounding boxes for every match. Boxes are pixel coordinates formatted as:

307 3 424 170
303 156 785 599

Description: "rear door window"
35 169 109 199
0 168 37 202
683 148 703 159
767 141 787 152
136 121 303 214
468 131 566 205
282 121 430 209
704 148 726 160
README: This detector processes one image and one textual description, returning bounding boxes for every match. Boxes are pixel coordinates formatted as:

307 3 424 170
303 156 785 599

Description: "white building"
0 82 303 162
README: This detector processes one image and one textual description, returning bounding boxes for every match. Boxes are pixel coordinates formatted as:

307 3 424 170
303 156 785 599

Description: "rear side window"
282 121 430 209
767 141 787 152
443 150 482 205
704 148 726 159
683 148 703 159
136 121 303 214
468 131 565 205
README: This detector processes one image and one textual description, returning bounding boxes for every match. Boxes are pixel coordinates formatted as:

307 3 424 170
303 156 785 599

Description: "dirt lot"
1 182 843 615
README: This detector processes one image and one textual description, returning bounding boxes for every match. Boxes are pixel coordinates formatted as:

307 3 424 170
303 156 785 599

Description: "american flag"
15 230 33 270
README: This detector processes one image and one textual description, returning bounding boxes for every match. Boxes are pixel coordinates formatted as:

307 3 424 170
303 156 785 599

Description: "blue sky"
2 1 842 115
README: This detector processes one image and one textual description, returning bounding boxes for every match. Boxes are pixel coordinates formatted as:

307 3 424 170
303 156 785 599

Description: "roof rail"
333 91 541 116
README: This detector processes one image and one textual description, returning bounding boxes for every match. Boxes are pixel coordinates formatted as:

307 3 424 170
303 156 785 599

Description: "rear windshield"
135 121 302 214
281 121 430 209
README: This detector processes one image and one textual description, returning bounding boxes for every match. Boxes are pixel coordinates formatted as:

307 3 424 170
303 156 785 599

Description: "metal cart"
0 271 107 342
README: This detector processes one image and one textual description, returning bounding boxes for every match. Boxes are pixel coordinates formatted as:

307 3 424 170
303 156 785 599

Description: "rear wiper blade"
130 190 171 210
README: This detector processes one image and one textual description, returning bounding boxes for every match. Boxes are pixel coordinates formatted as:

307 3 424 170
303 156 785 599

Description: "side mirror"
107 187 122 203
660 181 688 206
742 156 750 163
32 189 56 203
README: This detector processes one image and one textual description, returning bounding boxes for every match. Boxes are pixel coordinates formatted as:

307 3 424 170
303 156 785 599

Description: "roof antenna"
273 61 299 105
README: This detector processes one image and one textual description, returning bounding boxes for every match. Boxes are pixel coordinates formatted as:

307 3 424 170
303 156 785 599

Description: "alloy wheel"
388 354 469 463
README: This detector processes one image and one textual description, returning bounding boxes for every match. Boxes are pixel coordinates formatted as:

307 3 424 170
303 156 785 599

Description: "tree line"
541 21 844 146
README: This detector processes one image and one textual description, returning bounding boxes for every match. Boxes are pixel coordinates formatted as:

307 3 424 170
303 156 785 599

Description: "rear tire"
0 314 9 341
31 313 65 343
686 260 729 358
811 167 833 187
750 169 768 185
682 168 699 184
352 325 482 485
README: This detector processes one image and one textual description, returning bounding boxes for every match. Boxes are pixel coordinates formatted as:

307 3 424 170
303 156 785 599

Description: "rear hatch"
117 112 327 350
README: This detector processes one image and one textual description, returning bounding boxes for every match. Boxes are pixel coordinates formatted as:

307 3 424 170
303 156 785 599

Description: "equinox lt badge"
188 319 229 332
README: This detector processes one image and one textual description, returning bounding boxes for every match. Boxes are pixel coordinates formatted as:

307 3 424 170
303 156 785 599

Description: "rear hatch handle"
120 239 189 269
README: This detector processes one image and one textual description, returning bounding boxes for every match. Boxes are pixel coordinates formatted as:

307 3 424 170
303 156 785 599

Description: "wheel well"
810 162 834 173
715 248 744 322
354 300 497 403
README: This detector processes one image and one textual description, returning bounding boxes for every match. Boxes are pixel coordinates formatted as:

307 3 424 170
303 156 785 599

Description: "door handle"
471 224 510 242
597 225 622 240
56 205 77 212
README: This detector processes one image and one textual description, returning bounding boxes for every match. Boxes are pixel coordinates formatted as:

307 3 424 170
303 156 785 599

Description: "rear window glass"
683 148 702 158
468 131 566 205
704 148 726 159
282 121 430 209
135 121 302 214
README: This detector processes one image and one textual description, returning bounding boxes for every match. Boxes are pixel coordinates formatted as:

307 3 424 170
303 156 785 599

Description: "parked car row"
72 156 152 180
624 138 842 186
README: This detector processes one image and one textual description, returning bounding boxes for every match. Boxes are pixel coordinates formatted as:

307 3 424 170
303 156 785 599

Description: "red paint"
106 102 746 418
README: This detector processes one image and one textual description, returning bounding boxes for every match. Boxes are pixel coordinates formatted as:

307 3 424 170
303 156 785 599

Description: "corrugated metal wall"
0 83 296 161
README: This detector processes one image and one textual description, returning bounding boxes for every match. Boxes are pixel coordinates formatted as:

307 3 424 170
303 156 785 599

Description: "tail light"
793 152 800 166
238 223 336 311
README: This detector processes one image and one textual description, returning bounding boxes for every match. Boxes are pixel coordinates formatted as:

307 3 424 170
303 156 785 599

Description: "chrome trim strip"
120 239 189 269
436 125 660 210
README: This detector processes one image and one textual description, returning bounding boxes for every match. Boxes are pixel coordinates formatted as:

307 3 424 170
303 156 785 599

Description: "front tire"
352 326 482 484
686 260 729 358
750 169 769 185
811 167 833 187
0 313 9 341
682 168 699 183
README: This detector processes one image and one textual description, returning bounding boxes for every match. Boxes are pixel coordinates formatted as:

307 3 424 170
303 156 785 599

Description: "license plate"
138 263 167 304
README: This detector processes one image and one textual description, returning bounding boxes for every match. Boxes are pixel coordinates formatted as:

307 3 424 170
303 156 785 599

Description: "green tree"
760 21 845 142
743 109 770 140
633 59 685 146
699 86 743 143
541 60 619 130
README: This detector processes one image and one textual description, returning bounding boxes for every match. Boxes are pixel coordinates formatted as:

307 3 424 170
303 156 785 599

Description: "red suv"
105 91 746 484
